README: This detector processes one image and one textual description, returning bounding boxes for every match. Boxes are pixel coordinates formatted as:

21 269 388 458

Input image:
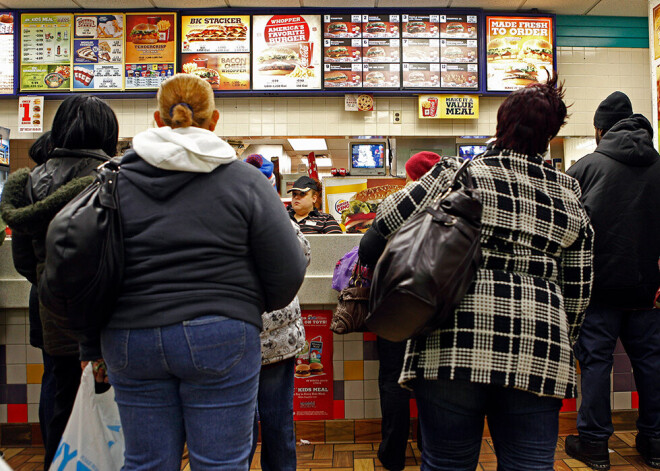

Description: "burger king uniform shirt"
107 125 307 332
288 207 343 234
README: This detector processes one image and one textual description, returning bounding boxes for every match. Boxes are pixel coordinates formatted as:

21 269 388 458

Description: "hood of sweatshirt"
132 126 237 173
595 114 659 167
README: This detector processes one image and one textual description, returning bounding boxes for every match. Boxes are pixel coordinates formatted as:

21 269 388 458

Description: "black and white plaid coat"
374 147 594 399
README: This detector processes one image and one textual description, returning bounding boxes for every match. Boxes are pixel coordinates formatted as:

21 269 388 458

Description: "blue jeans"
249 358 297 471
575 305 660 441
413 379 562 471
102 315 261 471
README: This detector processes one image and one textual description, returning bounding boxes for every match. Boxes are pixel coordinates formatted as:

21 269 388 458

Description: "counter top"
0 234 363 308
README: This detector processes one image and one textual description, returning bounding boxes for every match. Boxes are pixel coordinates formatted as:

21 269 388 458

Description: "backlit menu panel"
20 14 72 91
0 12 14 94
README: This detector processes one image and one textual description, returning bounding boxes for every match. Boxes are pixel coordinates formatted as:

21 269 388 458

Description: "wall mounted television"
348 141 387 176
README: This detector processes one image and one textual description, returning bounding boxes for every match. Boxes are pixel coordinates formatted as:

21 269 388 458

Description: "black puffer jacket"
1 148 109 356
568 114 660 309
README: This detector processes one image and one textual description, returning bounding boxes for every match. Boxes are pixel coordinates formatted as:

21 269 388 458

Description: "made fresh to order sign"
418 94 479 119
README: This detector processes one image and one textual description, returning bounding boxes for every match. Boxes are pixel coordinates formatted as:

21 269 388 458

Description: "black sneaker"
636 434 660 469
565 435 610 470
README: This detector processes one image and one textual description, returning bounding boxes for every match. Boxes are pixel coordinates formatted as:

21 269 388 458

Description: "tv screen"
351 143 385 169
458 145 486 160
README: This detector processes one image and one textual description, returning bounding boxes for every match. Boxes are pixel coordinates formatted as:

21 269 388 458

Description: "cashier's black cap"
594 91 633 131
288 176 319 193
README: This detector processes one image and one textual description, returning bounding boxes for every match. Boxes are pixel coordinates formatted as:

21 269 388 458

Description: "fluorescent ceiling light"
303 157 333 167
288 138 327 151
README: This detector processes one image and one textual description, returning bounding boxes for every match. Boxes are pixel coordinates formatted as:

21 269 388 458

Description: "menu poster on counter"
362 39 399 63
403 38 440 62
324 14 361 38
21 14 73 92
363 63 400 88
18 96 44 133
440 15 478 39
125 13 176 89
293 310 334 421
362 15 399 39
0 12 14 94
324 63 362 88
403 62 439 88
252 15 322 90
73 14 124 90
402 14 439 38
182 53 250 90
486 16 554 92
442 63 478 89
182 15 250 53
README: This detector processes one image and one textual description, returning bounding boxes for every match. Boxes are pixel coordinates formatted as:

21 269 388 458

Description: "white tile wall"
0 47 651 141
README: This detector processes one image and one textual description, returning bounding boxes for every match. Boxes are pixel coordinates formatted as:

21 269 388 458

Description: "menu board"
0 12 13 94
181 15 250 90
125 12 176 89
323 14 361 39
440 14 478 39
439 14 479 90
362 39 399 63
72 14 124 90
403 63 439 88
362 14 399 39
486 16 554 92
363 63 399 88
402 14 439 38
20 14 73 91
403 38 439 62
252 15 322 90
324 63 362 88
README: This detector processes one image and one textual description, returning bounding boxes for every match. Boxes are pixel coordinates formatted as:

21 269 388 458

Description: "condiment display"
73 14 124 90
20 14 72 91
125 12 176 89
486 16 554 92
252 15 322 90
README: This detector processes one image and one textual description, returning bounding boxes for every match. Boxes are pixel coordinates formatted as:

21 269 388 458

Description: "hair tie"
169 102 193 117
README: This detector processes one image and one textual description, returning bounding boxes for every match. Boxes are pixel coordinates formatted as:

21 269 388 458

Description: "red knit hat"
405 151 441 181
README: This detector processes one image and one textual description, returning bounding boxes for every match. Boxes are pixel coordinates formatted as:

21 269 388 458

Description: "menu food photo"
181 15 250 90
125 12 176 89
402 14 439 38
0 12 13 94
20 14 72 91
486 16 554 92
73 14 124 90
362 14 400 39
253 14 321 90
324 14 361 39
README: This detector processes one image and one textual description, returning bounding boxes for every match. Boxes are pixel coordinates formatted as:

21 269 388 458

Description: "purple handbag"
332 246 360 291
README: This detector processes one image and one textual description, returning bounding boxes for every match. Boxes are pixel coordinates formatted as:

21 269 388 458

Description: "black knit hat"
593 91 633 131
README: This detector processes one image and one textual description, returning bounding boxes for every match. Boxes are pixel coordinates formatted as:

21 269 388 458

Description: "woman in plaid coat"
373 77 594 470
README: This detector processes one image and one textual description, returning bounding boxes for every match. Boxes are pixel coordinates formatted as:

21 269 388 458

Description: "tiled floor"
1 433 657 470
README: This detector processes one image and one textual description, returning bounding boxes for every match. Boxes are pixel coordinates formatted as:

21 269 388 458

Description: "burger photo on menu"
440 15 478 39
341 185 402 233
403 14 439 38
257 45 300 75
295 364 311 378
362 63 399 88
324 64 362 88
182 53 250 90
441 64 478 89
501 62 540 87
403 63 439 88
487 37 519 61
403 39 439 62
324 39 361 63
441 39 477 63
324 15 361 38
362 39 400 63
518 38 553 63
181 16 250 54
362 15 399 38
130 23 158 44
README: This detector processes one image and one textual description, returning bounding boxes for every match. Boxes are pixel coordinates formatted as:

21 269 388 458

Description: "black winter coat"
1 148 109 356
567 115 660 309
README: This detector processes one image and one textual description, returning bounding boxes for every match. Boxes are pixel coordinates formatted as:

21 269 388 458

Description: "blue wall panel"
556 15 649 48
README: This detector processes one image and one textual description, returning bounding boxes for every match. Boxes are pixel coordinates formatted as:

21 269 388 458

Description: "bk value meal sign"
418 94 479 119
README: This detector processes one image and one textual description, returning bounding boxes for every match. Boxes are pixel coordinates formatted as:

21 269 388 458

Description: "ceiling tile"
378 0 449 6
152 0 226 7
75 0 154 7
449 0 522 11
304 0 374 7
228 0 301 6
0 0 78 7
587 0 647 16
520 0 591 15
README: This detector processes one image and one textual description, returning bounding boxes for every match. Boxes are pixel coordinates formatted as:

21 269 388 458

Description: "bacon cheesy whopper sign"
252 15 321 90
486 16 554 92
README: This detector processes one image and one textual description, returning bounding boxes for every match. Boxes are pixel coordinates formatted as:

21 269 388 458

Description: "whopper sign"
485 16 554 92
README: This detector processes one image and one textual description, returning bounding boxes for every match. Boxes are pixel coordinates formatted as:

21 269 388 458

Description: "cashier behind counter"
288 176 343 234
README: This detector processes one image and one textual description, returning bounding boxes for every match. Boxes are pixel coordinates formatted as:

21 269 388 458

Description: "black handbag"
366 160 482 342
331 262 370 334
39 158 124 340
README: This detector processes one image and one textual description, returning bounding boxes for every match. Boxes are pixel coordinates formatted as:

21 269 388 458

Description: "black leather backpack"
39 158 123 340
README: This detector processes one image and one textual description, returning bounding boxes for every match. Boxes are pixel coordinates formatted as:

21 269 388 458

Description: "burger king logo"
335 199 349 213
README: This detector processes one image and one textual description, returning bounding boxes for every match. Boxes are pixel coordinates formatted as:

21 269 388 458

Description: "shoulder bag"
331 261 371 334
366 159 482 342
39 158 123 340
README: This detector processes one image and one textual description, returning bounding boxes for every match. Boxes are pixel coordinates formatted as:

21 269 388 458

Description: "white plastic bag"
49 364 124 471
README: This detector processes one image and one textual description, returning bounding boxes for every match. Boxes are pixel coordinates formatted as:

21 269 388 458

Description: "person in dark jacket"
0 97 118 470
100 74 307 470
565 91 660 470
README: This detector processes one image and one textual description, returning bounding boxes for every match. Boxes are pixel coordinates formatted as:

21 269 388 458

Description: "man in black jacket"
565 91 660 470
